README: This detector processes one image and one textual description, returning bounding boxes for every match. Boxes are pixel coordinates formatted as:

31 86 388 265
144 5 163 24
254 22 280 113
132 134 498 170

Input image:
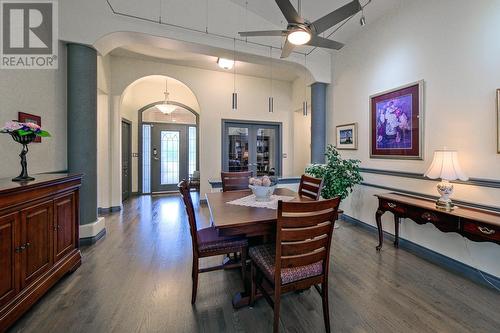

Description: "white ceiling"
108 0 401 82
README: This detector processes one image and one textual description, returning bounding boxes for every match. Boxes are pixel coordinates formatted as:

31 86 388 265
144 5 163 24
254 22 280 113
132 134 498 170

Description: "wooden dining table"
206 188 320 308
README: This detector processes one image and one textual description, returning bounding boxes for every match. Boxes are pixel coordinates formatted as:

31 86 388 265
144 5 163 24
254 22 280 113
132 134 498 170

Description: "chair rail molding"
360 168 500 189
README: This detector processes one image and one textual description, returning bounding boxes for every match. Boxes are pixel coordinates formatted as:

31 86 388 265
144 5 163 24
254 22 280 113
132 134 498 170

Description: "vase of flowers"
248 175 278 202
1 121 51 182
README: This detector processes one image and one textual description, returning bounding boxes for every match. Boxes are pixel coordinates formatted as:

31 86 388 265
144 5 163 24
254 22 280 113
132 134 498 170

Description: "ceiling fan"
239 0 362 58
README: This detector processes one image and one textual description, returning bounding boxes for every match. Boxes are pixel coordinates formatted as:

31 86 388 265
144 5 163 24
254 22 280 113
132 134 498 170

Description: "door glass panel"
188 126 197 176
256 128 276 176
142 124 151 193
160 131 180 185
227 127 249 172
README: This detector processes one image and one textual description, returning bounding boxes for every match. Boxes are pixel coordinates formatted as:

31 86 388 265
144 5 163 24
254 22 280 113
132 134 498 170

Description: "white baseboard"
80 216 106 239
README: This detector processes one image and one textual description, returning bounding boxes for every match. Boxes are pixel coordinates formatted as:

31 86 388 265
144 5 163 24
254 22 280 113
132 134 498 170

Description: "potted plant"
305 144 363 200
1 121 51 182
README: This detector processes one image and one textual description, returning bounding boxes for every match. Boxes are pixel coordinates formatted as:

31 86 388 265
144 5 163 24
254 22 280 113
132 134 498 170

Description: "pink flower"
25 122 41 130
2 121 22 131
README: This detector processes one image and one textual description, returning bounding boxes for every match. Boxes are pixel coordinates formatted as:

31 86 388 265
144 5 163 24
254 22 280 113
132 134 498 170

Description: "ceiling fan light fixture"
217 58 234 70
287 29 311 45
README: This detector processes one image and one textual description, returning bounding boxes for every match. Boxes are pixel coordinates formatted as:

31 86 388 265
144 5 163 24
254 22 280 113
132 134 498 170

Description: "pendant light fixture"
157 78 176 114
231 38 238 111
268 46 274 113
303 54 308 116
359 6 366 26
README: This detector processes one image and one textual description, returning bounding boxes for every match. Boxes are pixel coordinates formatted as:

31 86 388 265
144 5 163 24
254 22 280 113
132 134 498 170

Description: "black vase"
10 132 37 182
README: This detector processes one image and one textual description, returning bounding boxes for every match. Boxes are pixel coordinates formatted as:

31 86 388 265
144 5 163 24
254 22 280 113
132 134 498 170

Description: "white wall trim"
79 216 106 239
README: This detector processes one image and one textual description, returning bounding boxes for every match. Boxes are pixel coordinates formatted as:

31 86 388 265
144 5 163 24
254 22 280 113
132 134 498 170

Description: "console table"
0 174 82 331
375 192 500 251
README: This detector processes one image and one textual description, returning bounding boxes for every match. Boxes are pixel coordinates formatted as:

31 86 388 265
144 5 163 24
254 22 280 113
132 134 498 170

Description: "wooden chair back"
298 174 324 200
221 171 252 192
178 180 199 252
275 197 340 286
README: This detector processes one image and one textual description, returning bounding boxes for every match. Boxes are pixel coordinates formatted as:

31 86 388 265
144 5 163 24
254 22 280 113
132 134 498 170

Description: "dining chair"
298 174 324 200
221 171 253 192
178 180 248 304
249 197 341 333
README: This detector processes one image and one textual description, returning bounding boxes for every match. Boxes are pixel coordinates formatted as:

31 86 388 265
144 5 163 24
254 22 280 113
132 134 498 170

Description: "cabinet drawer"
381 200 406 215
463 222 500 242
406 207 458 232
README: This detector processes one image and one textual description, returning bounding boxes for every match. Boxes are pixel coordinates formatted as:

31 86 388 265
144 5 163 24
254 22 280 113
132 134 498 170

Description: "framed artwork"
18 112 42 143
336 123 357 150
370 80 424 159
497 89 500 153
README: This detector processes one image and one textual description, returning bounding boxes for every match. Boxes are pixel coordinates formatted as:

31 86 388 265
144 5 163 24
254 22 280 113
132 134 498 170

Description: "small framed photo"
497 89 500 153
18 112 42 143
370 80 424 159
336 123 357 150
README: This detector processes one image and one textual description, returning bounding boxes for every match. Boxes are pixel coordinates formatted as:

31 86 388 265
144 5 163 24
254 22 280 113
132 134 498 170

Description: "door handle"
152 148 159 160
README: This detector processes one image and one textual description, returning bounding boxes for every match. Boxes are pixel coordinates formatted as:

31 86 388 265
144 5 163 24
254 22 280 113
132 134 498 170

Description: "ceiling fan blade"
239 30 287 37
275 0 304 24
311 0 362 34
306 36 344 50
280 39 295 58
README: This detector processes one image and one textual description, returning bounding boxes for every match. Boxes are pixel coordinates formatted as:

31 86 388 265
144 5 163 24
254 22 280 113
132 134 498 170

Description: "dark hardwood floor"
8 194 500 333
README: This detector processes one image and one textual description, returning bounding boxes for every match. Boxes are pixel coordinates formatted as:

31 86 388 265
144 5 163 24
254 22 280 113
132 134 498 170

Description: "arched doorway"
119 74 201 199
138 101 199 193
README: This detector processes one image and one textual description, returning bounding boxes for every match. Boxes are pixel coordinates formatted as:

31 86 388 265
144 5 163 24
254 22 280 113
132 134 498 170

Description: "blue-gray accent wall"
311 82 327 164
67 43 98 226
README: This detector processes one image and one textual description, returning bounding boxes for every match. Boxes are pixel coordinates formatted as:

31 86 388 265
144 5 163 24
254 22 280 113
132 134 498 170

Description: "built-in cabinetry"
0 174 82 332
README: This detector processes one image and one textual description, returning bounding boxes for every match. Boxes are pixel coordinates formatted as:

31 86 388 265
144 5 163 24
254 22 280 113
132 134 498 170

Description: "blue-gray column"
311 82 327 164
67 43 97 225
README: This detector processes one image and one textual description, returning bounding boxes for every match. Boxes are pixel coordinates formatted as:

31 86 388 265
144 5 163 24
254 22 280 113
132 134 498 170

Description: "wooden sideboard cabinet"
0 174 82 332
375 192 500 251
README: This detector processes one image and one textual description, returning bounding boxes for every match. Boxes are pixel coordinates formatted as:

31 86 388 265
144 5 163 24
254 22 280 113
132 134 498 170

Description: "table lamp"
424 149 468 211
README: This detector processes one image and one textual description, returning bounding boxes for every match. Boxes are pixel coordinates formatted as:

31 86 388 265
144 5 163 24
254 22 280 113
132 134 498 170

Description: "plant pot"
10 132 36 182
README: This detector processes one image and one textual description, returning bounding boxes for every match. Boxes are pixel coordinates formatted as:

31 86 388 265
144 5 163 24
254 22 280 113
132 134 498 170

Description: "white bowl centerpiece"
248 176 278 202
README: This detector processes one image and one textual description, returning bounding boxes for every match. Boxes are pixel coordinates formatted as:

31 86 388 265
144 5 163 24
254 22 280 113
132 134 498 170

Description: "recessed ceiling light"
217 58 234 70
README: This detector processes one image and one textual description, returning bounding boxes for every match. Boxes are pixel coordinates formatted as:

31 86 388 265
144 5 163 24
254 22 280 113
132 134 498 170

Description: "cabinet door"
20 201 53 288
54 193 76 262
0 212 20 308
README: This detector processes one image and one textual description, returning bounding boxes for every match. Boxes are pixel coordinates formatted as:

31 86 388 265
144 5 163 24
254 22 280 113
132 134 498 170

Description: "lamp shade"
424 150 468 181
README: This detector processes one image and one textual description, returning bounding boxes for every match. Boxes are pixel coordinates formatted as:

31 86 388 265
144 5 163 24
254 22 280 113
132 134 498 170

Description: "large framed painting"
18 112 42 143
497 89 500 153
370 81 424 159
336 123 357 150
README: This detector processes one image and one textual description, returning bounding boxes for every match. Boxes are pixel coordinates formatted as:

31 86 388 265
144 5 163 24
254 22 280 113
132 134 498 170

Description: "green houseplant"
305 144 363 199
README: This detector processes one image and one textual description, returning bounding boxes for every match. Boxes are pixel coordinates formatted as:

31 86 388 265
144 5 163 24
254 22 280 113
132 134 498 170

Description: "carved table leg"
376 209 384 251
394 215 400 248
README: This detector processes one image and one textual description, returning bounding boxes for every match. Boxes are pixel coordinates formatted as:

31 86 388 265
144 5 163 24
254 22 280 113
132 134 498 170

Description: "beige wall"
291 77 312 175
0 42 67 179
110 55 297 198
330 0 500 277
97 55 112 209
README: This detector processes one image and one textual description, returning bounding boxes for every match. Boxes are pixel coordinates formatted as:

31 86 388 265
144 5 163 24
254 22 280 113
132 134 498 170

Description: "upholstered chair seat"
249 244 323 285
197 227 248 254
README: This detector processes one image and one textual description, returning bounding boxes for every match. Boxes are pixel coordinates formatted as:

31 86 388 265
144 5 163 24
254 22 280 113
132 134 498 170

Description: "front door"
151 124 188 192
223 121 281 176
